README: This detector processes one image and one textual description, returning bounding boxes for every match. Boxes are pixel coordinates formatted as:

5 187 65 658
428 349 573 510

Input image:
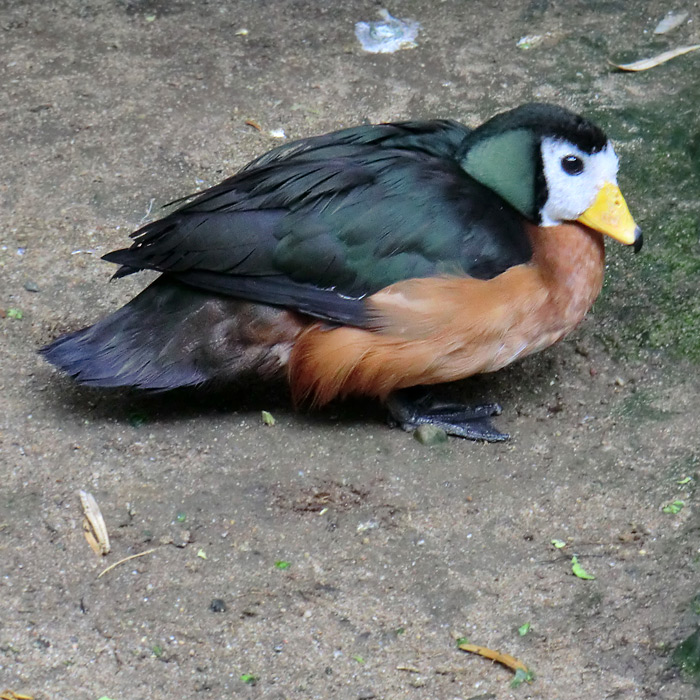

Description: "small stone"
413 424 448 445
209 598 227 613
24 280 40 292
167 529 192 548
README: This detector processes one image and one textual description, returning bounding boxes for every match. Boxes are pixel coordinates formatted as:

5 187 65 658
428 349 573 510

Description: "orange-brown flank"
288 222 605 406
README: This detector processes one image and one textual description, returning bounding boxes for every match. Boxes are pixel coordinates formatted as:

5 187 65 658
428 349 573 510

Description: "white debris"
355 9 420 54
654 11 689 34
517 34 545 49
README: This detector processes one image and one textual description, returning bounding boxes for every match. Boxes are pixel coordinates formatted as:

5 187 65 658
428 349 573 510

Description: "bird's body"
42 104 641 439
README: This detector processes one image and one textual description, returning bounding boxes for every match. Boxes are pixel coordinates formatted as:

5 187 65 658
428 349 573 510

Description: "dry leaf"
610 44 700 71
458 641 529 673
79 489 110 555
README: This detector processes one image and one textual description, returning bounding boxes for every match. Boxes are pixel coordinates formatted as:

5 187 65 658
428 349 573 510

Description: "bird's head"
459 103 642 251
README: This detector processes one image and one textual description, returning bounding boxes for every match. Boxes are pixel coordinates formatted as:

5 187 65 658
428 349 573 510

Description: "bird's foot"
386 388 509 442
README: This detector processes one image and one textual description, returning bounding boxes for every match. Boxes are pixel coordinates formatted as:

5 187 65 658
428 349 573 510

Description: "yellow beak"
576 182 642 252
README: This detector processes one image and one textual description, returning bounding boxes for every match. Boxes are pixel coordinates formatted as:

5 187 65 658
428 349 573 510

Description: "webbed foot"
386 388 509 442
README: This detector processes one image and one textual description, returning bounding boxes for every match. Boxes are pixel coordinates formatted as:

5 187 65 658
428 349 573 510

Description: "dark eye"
561 154 584 175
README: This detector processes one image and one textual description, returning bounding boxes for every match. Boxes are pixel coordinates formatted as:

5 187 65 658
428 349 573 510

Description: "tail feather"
40 278 304 390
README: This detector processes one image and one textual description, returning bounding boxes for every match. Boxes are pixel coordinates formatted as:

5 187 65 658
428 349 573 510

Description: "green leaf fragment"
175 512 187 523
518 622 531 636
352 654 365 664
571 555 595 580
662 500 685 514
240 673 258 684
128 412 147 427
6 308 23 319
197 549 207 560
152 644 163 657
274 560 291 569
678 476 692 485
261 410 276 426
413 424 448 445
455 636 469 647
551 538 566 549
510 667 536 688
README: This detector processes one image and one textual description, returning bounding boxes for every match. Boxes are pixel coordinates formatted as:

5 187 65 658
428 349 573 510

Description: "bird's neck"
527 222 606 327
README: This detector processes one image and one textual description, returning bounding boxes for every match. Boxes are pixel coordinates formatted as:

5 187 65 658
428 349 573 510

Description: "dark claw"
386 388 509 442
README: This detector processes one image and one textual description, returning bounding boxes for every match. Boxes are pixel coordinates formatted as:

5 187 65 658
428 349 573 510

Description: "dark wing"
104 121 532 328
236 119 474 170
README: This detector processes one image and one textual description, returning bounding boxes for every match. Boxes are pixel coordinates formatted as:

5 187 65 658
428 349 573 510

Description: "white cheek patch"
539 137 619 226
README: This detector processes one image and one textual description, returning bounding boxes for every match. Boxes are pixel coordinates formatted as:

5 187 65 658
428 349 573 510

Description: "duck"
41 103 642 441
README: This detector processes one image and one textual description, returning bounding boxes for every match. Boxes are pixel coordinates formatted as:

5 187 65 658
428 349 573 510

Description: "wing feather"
103 120 532 327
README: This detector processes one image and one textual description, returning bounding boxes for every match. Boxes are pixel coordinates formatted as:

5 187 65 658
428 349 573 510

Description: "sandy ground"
2 1 700 698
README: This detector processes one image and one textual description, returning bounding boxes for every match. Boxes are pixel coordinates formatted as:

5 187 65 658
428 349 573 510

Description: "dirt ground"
2 1 700 698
